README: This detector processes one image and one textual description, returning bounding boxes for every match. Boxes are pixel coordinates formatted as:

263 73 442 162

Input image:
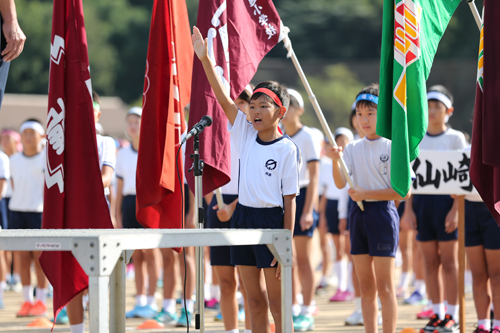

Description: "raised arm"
192 26 238 125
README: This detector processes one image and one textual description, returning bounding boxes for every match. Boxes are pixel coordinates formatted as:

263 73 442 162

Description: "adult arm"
0 0 26 62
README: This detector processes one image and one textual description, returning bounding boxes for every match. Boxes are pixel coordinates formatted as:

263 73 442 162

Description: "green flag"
377 0 460 197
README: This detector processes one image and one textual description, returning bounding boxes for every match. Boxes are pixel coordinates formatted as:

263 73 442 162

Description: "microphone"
181 115 213 144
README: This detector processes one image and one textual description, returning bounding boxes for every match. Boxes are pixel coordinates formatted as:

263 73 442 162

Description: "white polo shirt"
96 135 116 196
288 126 321 188
229 111 300 208
115 146 138 196
0 151 9 198
419 128 467 151
9 152 45 212
319 157 349 219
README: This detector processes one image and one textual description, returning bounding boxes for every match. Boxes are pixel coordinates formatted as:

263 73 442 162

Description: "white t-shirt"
343 137 392 191
419 128 467 151
229 111 300 208
319 157 349 219
289 126 321 188
221 137 239 195
9 152 45 212
115 146 138 196
96 135 116 196
0 151 10 198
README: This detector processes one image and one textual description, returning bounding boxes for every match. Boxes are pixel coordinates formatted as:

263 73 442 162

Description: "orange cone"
27 317 53 328
137 319 165 329
399 329 418 333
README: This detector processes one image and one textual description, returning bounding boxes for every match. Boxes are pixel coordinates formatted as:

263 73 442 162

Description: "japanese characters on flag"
185 0 283 195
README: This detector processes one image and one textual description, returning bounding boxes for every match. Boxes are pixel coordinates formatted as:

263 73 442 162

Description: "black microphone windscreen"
202 115 213 126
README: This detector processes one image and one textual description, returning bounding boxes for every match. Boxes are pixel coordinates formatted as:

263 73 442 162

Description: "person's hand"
300 212 314 231
445 206 458 233
192 26 208 61
1 20 25 62
213 203 235 222
271 258 281 280
401 209 417 231
339 218 347 235
348 186 366 202
325 145 343 162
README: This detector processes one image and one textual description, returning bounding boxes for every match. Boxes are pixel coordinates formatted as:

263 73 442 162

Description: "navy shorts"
0 198 7 229
122 195 143 229
349 201 399 257
326 199 340 234
465 200 500 249
10 211 42 229
414 194 457 242
397 201 405 219
293 187 318 237
230 203 284 268
207 194 238 266
184 184 190 216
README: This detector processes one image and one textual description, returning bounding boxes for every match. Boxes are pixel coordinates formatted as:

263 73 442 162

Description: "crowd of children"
0 29 499 333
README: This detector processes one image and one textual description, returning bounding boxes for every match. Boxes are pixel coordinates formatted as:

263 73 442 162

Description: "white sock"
355 297 362 311
339 260 348 292
333 261 342 290
493 319 500 328
163 298 176 314
0 281 5 300
347 262 354 293
204 283 211 301
465 270 472 285
292 304 301 317
297 293 303 305
82 294 89 310
492 303 495 311
226 330 239 333
300 305 314 316
13 273 20 283
245 330 252 333
478 319 491 330
398 272 411 290
444 300 448 308
185 299 194 313
5 274 11 283
36 288 48 304
147 295 156 307
22 285 33 303
211 284 221 302
446 304 459 321
70 323 85 333
433 303 446 320
136 294 147 307
414 279 426 296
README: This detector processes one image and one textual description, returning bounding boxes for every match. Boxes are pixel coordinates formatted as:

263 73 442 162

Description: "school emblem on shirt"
379 154 389 175
265 159 277 170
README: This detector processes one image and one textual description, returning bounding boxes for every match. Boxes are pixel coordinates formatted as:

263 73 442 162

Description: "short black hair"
23 118 42 125
251 81 290 109
355 83 379 110
428 85 453 105
238 83 254 104
92 90 101 105
289 95 301 109
349 109 356 130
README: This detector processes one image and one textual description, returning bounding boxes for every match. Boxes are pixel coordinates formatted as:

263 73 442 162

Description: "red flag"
470 0 500 225
39 0 114 319
136 0 191 230
186 0 282 195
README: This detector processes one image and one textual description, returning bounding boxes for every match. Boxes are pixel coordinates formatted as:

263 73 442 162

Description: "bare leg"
352 254 377 333
161 248 178 300
466 245 490 320
239 266 270 332
485 249 500 321
294 236 315 306
132 250 146 296
144 249 158 297
215 266 238 330
419 241 443 305
438 240 458 306
374 257 397 333
67 293 84 324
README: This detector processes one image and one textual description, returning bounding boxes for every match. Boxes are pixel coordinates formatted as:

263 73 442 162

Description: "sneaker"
238 305 245 321
126 305 144 319
405 291 427 306
417 305 434 320
135 304 159 319
214 312 223 321
330 290 349 302
432 314 459 333
472 325 490 333
205 298 219 310
9 281 22 293
345 309 364 326
28 300 47 317
154 308 178 325
491 326 500 333
176 308 193 327
420 314 442 333
293 314 315 332
16 301 33 317
53 307 69 325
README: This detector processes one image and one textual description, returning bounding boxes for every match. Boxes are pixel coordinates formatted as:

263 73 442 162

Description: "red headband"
253 88 283 108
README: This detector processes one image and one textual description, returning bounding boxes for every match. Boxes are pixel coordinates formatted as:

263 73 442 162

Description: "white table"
0 228 293 332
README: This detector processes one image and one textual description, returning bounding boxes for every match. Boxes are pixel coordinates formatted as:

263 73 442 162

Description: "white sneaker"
345 309 363 326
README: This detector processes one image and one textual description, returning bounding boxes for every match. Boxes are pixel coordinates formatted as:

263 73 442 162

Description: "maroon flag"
186 0 282 194
39 0 114 319
470 0 500 225
136 0 191 230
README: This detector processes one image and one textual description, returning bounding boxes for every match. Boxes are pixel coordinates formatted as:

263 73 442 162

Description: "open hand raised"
192 26 208 60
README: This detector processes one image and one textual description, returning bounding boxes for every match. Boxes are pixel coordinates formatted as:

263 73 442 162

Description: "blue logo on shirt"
265 159 277 171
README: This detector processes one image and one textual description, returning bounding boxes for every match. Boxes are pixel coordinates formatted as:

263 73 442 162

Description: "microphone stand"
190 133 205 332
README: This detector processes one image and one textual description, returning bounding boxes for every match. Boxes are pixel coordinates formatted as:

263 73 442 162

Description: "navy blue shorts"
326 199 340 234
414 194 457 242
10 211 42 229
293 187 318 237
0 198 8 229
397 201 405 219
465 200 500 249
349 201 399 257
230 203 284 268
184 184 190 216
122 195 143 229
208 194 238 266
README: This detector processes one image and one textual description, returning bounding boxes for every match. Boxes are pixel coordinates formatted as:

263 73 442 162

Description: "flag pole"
467 0 482 30
458 195 466 333
215 188 224 209
280 25 364 211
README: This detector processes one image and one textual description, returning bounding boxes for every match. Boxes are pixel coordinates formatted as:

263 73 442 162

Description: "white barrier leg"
281 265 293 333
89 276 110 333
109 252 126 333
